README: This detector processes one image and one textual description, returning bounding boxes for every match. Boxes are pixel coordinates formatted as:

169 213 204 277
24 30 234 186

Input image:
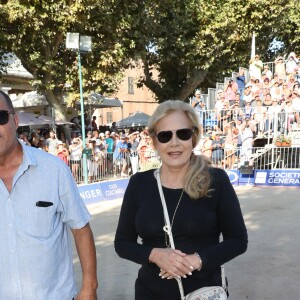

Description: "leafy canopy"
0 0 299 110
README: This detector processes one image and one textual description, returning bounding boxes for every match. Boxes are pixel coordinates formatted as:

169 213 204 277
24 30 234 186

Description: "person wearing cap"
253 98 267 134
274 56 286 80
214 90 225 113
224 78 238 103
243 83 253 103
251 94 262 108
240 118 256 164
236 69 246 100
252 78 262 97
211 133 225 167
55 141 69 165
231 100 244 121
191 90 206 135
69 137 83 182
286 52 299 76
243 100 254 120
249 54 263 80
270 80 281 99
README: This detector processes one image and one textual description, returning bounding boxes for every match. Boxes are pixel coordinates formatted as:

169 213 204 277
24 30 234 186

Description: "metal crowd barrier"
71 150 161 184
70 143 300 185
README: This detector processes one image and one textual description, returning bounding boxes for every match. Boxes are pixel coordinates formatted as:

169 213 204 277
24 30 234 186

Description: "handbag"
154 169 227 300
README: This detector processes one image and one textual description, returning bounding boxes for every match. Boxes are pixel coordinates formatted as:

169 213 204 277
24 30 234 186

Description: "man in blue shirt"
0 91 98 300
236 69 246 100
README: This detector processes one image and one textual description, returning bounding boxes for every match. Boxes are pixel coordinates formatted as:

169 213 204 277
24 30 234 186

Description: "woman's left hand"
159 253 201 279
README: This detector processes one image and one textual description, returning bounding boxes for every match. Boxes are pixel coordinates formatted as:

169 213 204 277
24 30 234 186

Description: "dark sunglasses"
155 128 195 143
0 110 15 125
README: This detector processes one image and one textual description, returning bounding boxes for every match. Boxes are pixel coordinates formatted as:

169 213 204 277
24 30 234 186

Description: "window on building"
107 112 113 124
128 77 134 94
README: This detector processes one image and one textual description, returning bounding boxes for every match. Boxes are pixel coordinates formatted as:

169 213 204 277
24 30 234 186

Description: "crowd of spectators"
17 126 160 183
193 52 300 168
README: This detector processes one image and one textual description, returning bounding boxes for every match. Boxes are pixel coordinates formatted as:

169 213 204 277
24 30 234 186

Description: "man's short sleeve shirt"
0 142 91 300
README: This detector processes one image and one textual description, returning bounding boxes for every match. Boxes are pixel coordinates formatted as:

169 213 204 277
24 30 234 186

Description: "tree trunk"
45 89 66 121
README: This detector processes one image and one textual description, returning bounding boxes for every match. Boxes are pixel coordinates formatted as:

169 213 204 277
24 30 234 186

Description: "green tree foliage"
125 0 300 101
0 0 135 119
0 0 299 110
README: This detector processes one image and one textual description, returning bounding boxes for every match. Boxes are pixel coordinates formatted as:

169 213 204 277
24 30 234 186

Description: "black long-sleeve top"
114 168 248 297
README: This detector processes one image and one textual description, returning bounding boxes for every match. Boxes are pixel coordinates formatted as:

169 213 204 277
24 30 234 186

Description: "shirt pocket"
17 204 58 239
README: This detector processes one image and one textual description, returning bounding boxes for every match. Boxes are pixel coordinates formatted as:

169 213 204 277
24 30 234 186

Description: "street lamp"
66 32 92 184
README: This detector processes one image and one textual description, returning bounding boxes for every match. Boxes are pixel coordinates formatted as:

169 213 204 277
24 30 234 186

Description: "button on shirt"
0 142 91 300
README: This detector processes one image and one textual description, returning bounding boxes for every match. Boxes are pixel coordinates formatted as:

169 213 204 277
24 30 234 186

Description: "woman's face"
153 111 194 171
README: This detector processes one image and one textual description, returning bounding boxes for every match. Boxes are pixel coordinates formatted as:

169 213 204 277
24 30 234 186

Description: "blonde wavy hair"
148 100 211 199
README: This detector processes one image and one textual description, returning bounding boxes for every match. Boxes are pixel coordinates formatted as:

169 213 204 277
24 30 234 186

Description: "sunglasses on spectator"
155 128 195 143
0 110 15 125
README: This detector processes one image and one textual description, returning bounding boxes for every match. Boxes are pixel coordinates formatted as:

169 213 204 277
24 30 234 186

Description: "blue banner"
78 179 129 204
100 178 129 201
78 182 106 205
255 170 300 186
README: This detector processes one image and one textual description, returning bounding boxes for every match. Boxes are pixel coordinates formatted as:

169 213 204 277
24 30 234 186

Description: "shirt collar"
18 139 38 168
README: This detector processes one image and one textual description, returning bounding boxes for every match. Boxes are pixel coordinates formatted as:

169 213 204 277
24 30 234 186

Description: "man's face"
0 94 19 158
235 94 240 101
50 131 55 139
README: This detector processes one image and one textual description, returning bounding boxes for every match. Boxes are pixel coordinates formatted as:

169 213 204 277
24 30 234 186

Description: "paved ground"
73 186 300 300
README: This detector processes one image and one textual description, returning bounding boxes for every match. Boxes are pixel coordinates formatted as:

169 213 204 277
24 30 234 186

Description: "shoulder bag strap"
154 169 186 300
154 169 227 296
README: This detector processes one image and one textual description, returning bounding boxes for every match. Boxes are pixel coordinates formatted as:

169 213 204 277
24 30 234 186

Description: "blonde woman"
115 100 248 299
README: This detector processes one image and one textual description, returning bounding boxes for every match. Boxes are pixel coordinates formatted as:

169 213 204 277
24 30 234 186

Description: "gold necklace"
165 189 184 248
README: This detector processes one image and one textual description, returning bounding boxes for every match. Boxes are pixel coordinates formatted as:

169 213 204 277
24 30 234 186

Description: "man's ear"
14 112 19 129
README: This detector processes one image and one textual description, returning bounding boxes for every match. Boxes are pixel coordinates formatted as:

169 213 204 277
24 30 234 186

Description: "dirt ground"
73 186 300 300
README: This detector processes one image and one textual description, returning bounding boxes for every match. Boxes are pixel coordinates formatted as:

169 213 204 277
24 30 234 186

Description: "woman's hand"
159 253 202 279
149 248 194 279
